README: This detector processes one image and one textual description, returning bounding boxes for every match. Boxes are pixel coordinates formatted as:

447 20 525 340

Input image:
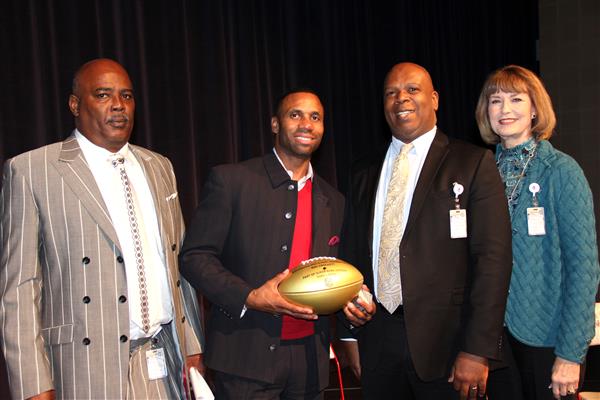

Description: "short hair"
475 65 556 145
273 87 322 117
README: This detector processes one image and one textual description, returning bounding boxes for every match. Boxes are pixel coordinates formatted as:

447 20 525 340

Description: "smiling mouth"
395 110 414 119
295 135 316 144
498 118 517 125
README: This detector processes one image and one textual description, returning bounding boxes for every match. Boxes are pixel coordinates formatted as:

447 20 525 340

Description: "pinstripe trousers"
127 323 185 400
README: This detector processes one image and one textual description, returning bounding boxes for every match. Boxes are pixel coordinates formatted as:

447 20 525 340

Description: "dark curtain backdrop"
0 0 538 222
0 0 540 396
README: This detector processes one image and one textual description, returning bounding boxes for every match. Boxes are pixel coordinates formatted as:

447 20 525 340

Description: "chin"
294 144 319 155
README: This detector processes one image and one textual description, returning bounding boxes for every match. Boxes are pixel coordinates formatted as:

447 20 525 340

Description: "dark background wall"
0 0 539 220
0 0 597 397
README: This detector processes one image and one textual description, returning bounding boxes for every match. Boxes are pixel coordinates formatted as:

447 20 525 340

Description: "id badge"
146 347 168 380
527 207 546 236
449 209 467 238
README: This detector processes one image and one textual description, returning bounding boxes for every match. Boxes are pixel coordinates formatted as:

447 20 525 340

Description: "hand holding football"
278 257 363 314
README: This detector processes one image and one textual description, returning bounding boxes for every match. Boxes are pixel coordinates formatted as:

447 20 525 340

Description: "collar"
496 137 537 158
75 129 131 165
390 125 437 157
272 147 314 185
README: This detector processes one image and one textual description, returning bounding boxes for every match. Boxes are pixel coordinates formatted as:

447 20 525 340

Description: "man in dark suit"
0 59 204 400
180 89 375 399
339 62 512 399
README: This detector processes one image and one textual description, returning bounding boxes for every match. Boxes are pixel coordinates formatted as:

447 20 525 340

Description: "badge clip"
529 183 540 207
452 182 464 209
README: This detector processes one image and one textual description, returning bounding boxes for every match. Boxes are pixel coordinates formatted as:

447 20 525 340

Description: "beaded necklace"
496 138 538 214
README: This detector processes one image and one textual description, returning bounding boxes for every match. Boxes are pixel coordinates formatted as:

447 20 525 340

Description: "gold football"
278 257 363 314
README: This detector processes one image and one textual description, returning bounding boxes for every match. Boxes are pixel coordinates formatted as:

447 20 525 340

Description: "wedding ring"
470 385 478 391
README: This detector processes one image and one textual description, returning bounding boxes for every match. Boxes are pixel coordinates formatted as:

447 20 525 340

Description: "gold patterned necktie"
112 155 150 333
377 143 413 313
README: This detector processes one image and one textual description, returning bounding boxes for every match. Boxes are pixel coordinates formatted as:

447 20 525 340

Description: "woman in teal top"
476 65 599 400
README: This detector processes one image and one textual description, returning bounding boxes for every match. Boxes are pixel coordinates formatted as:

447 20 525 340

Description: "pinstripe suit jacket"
0 134 203 399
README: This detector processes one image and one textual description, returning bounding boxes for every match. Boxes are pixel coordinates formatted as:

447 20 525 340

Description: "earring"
532 113 536 119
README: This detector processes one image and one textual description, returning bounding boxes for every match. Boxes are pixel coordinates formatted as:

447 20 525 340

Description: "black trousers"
487 328 582 400
213 335 322 400
361 306 460 400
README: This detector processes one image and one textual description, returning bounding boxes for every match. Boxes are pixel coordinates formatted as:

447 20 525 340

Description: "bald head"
68 59 135 152
72 59 131 96
383 62 439 143
384 63 434 90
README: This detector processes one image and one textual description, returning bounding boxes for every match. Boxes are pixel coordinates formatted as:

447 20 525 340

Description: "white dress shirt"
76 130 174 339
273 147 314 189
372 127 437 300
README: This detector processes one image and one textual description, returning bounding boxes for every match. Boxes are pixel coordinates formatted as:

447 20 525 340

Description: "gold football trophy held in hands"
278 257 365 314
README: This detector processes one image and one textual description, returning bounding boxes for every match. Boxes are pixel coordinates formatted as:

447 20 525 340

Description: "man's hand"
27 390 56 400
342 285 375 327
245 269 318 320
550 356 580 399
448 351 489 399
186 353 206 376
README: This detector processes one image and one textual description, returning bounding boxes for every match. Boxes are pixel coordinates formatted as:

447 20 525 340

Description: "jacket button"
284 212 293 220
120 335 128 343
288 184 295 191
82 337 91 345
171 244 177 251
119 295 127 303
82 257 90 265
280 245 288 252
181 316 186 323
176 280 181 287
116 256 124 263
269 344 277 351
82 296 90 304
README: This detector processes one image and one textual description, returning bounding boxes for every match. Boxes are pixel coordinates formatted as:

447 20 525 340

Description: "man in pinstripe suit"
0 59 204 399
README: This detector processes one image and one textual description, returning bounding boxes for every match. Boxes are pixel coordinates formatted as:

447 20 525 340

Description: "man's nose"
111 96 125 111
394 90 410 103
298 116 313 130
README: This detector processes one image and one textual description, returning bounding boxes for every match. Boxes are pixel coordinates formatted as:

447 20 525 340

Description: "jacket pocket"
41 323 74 345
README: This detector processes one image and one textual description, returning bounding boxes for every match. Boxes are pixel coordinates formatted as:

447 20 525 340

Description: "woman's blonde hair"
475 65 556 145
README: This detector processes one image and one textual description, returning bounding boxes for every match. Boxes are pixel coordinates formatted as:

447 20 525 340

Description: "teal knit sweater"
497 140 600 363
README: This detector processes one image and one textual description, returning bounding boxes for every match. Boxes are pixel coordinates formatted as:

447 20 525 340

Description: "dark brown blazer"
180 153 344 388
340 130 512 381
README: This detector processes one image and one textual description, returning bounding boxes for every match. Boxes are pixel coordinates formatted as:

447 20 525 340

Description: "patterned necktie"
112 155 150 333
378 143 413 313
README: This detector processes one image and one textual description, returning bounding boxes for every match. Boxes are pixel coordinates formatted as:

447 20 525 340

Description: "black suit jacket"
341 130 512 381
180 153 344 388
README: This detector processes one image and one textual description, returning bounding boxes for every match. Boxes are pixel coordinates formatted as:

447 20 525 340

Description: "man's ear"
69 94 80 117
271 116 280 134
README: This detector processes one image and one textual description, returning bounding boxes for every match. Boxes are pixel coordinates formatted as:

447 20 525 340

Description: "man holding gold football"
180 89 375 399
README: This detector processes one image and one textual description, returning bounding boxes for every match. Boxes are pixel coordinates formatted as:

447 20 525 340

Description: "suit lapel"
403 131 449 240
130 146 173 248
311 178 331 256
56 135 121 249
